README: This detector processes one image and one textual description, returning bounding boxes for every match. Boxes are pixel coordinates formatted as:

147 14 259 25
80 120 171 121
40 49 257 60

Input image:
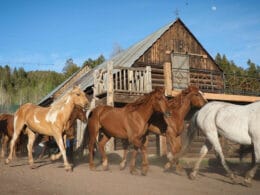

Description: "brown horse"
119 86 208 172
87 87 170 175
5 86 89 171
0 114 15 158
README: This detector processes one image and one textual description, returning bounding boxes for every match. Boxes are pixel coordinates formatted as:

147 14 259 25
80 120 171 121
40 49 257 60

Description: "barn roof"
39 18 220 105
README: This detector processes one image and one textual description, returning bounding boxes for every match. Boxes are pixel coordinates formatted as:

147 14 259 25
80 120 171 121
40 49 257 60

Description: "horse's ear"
187 85 199 92
154 87 165 93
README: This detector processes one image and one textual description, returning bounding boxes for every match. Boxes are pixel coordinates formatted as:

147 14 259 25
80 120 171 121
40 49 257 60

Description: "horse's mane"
0 113 13 120
168 86 199 109
49 89 73 112
125 89 160 112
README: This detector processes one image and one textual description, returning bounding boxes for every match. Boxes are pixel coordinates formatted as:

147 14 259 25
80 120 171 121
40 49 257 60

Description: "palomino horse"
47 105 87 161
188 101 260 187
119 85 207 172
5 86 89 171
87 87 170 175
0 114 15 158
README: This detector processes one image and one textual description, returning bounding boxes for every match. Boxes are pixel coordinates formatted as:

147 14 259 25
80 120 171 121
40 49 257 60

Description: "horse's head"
151 87 171 117
185 85 207 108
74 106 87 123
70 86 89 110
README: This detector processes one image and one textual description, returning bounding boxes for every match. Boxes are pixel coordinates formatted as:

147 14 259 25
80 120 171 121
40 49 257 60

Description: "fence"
94 65 152 97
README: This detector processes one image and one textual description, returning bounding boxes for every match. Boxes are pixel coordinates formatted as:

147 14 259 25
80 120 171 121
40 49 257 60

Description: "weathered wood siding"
133 19 223 91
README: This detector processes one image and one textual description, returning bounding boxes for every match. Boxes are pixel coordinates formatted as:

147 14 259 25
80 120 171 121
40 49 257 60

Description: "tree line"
0 55 105 113
215 53 260 95
0 53 259 113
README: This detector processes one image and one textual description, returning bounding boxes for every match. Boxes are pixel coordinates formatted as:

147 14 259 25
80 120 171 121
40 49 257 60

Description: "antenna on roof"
175 8 179 18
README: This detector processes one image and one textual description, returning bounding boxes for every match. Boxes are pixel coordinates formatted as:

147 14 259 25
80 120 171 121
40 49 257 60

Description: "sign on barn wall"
171 53 190 89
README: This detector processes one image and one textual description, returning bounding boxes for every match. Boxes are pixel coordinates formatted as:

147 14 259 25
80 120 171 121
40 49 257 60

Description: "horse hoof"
244 178 252 187
164 162 172 171
50 154 57 161
176 165 184 173
5 159 10 164
189 172 196 180
89 165 96 171
120 162 127 170
102 165 109 171
228 173 238 184
141 169 148 176
130 168 138 175
65 166 72 172
30 164 37 169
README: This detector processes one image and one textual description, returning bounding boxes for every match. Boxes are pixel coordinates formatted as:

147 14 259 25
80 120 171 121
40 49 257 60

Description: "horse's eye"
76 93 80 96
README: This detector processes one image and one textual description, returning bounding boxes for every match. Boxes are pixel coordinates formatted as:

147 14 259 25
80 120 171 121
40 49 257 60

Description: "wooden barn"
39 18 260 158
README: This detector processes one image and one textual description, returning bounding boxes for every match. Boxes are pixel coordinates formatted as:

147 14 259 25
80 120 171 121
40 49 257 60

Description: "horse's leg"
98 135 110 171
189 139 212 180
26 129 36 168
244 141 260 187
5 121 23 164
50 134 67 161
212 137 237 183
164 135 183 172
52 133 72 171
140 136 149 176
128 137 149 176
88 134 97 170
120 139 129 170
13 139 17 159
129 147 138 175
163 129 182 171
1 135 9 158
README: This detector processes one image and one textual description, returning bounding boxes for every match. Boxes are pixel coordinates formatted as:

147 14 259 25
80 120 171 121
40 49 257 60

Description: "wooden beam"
171 90 260 103
204 93 260 102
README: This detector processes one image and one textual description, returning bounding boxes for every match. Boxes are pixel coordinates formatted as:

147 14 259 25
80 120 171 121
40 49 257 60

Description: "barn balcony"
93 62 152 106
92 62 260 107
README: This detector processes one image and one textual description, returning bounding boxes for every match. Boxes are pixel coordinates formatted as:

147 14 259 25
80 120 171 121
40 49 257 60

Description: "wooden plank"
204 93 260 102
171 90 260 102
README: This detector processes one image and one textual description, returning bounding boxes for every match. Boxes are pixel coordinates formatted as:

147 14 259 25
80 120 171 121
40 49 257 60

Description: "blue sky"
0 0 259 72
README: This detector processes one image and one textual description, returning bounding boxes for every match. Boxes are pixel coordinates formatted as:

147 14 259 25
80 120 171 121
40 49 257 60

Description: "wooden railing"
172 68 260 96
93 63 152 97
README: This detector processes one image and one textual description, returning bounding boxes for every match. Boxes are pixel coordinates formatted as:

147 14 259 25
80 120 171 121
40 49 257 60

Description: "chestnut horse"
120 86 208 172
5 86 89 171
0 113 15 158
87 87 170 175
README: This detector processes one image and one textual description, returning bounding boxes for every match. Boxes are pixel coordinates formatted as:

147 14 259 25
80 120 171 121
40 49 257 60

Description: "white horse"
188 101 260 187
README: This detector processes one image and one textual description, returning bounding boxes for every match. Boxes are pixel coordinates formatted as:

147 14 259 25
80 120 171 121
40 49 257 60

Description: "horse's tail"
174 111 199 158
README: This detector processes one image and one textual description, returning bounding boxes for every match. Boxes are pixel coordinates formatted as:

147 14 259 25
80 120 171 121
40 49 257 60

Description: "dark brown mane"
125 92 153 111
168 85 199 109
125 88 163 112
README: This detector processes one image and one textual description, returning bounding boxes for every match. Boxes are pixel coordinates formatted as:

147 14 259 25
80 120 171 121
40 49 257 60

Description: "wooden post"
163 50 173 96
145 66 152 92
107 61 114 106
160 51 173 156
128 70 133 92
106 61 114 152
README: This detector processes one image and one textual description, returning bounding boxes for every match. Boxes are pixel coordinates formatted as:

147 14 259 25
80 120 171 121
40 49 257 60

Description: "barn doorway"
171 53 190 89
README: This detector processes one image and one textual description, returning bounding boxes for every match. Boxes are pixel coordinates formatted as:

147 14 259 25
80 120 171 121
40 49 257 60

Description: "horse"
119 85 207 172
188 101 260 187
0 114 15 158
87 87 170 175
5 86 89 171
45 105 87 161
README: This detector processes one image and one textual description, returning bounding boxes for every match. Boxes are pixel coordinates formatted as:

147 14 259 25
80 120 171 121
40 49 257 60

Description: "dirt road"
0 153 259 195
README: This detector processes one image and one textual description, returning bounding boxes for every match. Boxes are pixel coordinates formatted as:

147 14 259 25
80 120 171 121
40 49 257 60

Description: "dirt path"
0 153 260 195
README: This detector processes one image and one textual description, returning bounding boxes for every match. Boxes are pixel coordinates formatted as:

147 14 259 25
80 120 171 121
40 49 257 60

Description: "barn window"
171 53 190 89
